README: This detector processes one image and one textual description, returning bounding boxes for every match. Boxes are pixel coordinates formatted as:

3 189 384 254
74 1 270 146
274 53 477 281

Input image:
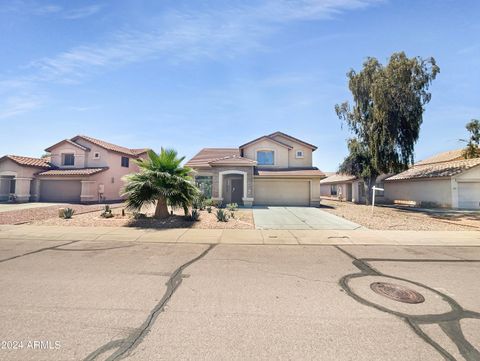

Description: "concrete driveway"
253 206 361 230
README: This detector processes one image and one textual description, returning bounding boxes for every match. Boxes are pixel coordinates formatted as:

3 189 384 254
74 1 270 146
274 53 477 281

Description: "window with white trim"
295 150 304 158
93 152 100 159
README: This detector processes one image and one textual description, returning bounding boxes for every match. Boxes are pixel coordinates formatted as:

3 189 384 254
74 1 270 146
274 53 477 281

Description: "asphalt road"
0 238 479 360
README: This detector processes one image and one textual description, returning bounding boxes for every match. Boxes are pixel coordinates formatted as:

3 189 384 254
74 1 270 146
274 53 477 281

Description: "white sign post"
371 186 384 214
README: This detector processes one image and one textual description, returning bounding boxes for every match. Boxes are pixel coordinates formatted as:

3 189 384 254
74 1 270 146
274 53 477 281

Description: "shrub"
133 212 147 219
227 203 238 211
63 208 75 219
227 203 238 218
205 199 214 207
206 206 212 213
190 209 201 221
216 209 229 222
192 194 206 210
101 205 114 218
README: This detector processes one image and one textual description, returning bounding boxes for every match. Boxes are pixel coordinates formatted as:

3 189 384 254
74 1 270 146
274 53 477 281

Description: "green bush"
189 209 201 221
101 205 114 218
216 209 229 222
206 206 212 213
192 194 206 210
63 208 75 219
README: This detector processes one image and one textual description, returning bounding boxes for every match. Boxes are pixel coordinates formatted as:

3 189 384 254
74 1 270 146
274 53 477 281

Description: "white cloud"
0 0 382 118
0 95 43 119
1 1 103 19
63 4 103 20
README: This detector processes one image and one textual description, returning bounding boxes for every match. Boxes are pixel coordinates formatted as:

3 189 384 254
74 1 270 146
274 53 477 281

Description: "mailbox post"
371 186 384 213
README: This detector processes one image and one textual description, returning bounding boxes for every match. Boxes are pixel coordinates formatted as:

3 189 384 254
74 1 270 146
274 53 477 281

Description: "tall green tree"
335 52 440 204
461 119 480 159
122 149 199 218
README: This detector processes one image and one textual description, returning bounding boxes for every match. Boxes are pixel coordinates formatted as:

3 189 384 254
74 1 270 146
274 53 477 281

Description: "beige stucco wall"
384 178 452 207
242 139 290 168
270 134 313 167
0 158 45 202
48 143 88 168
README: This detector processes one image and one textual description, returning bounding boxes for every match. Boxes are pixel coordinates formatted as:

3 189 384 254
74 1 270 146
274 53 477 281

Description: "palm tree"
122 149 199 219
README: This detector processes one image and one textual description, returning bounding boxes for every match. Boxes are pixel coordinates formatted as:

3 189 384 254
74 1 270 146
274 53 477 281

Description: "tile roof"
71 135 148 157
208 156 257 166
268 131 318 150
1 155 51 168
255 168 325 177
186 148 250 168
415 148 466 166
37 167 108 177
45 139 90 152
320 173 357 184
239 135 293 150
386 158 480 181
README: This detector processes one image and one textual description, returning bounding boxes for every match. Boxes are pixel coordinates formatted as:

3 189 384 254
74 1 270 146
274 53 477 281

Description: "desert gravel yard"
0 203 124 225
31 206 255 229
320 199 480 231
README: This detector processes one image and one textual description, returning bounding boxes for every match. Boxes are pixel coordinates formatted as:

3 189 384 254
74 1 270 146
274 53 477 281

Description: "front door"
230 178 243 205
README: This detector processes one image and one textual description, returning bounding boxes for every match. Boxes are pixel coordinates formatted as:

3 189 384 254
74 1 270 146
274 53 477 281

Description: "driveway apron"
253 206 362 230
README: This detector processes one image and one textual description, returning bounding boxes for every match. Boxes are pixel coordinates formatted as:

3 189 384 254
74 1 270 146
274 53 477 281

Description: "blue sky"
1 0 479 171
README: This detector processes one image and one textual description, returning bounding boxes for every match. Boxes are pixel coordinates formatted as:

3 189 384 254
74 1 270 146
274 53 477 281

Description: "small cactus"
215 209 229 222
63 208 75 219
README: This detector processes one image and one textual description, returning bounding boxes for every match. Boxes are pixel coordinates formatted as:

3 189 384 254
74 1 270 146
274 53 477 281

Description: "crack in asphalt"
335 246 480 361
0 240 80 264
51 245 135 252
83 244 217 361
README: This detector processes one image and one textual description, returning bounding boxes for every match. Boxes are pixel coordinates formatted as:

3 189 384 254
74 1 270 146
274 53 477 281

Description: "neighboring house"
0 135 148 203
384 149 480 209
186 131 325 206
320 173 389 204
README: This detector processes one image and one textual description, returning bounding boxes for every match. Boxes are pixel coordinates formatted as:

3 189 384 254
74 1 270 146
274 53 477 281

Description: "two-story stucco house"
186 132 325 207
0 135 148 203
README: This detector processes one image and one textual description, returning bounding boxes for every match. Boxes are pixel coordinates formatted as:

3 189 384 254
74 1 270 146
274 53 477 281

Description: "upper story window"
121 156 130 168
93 152 100 159
62 153 75 166
257 150 274 165
295 150 304 158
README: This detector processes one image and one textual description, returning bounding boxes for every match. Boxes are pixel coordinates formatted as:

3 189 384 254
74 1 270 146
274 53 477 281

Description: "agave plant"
63 208 75 219
216 209 229 222
122 149 199 219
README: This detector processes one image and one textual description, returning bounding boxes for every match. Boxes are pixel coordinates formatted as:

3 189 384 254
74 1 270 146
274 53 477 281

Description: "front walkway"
1 225 479 246
253 206 361 230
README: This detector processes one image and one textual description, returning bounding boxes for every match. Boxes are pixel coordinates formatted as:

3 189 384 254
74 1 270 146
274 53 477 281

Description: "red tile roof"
1 155 51 168
71 135 148 157
37 168 108 177
320 173 357 184
45 139 90 152
386 158 480 181
255 168 325 177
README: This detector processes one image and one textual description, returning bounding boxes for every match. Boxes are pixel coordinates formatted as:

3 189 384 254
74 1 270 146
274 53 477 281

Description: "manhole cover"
370 282 425 304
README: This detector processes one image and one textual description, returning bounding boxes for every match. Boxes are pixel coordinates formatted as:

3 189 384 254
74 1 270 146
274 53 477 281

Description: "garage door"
40 180 81 203
255 179 310 206
458 182 480 209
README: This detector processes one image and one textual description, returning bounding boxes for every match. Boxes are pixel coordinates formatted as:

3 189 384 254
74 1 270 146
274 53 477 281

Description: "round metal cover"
370 282 425 304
